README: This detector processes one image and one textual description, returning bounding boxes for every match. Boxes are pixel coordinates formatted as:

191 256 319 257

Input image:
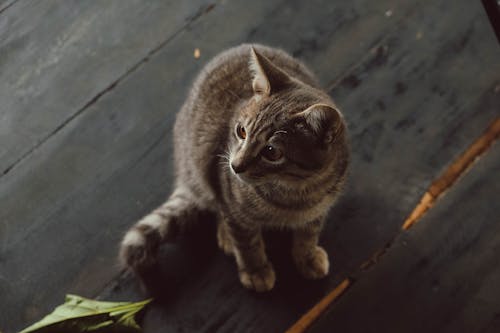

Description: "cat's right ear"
249 47 292 98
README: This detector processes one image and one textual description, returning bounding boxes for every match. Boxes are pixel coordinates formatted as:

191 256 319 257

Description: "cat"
119 44 349 292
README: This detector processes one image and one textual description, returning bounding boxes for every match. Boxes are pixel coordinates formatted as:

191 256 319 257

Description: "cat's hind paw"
295 246 329 280
239 262 276 292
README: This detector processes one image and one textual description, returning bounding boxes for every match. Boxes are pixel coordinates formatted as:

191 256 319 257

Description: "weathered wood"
310 144 500 333
0 0 17 14
1 0 499 332
0 0 212 175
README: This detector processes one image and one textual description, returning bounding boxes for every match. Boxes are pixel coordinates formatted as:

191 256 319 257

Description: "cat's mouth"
233 171 265 185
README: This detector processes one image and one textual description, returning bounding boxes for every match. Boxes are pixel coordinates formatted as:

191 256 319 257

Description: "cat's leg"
119 187 205 271
226 221 275 292
292 218 329 279
217 219 234 256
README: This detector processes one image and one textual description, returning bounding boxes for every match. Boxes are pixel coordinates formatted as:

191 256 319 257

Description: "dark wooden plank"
310 144 500 333
1 0 499 332
0 0 212 175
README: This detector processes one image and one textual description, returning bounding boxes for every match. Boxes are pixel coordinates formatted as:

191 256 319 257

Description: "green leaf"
19 294 152 333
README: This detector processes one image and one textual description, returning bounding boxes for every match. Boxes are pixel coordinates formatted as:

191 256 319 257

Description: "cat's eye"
236 124 246 140
261 145 283 162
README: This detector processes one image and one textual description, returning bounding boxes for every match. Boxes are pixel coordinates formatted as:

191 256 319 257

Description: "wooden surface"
0 0 212 175
0 0 499 332
310 143 500 333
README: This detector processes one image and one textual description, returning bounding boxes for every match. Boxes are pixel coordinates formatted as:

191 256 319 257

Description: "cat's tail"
119 187 204 272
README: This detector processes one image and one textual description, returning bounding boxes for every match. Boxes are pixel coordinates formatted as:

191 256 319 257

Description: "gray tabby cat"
120 44 349 292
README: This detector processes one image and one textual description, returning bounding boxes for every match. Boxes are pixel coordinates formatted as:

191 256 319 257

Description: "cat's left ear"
249 47 292 97
295 103 344 145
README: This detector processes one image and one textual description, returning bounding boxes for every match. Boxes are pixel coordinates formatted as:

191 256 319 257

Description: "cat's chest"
250 192 336 228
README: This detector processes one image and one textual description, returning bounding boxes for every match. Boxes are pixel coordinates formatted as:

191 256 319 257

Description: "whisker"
216 154 230 161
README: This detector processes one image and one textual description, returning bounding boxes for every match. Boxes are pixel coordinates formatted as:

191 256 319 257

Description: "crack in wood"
402 117 500 230
0 0 19 15
285 279 351 333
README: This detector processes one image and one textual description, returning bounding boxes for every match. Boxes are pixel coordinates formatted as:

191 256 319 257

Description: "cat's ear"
249 47 292 97
295 103 344 144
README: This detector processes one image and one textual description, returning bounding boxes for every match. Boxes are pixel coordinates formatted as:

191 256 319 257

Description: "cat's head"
228 47 348 188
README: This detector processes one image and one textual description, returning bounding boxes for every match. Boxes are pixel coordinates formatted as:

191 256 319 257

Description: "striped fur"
119 44 349 292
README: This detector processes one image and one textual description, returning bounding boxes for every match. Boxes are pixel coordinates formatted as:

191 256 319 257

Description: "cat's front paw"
119 224 161 271
239 262 276 292
294 246 330 280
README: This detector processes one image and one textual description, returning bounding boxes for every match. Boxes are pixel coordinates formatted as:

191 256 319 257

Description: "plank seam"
361 118 500 269
95 268 132 300
402 117 500 230
285 279 351 333
0 1 218 179
0 0 19 15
